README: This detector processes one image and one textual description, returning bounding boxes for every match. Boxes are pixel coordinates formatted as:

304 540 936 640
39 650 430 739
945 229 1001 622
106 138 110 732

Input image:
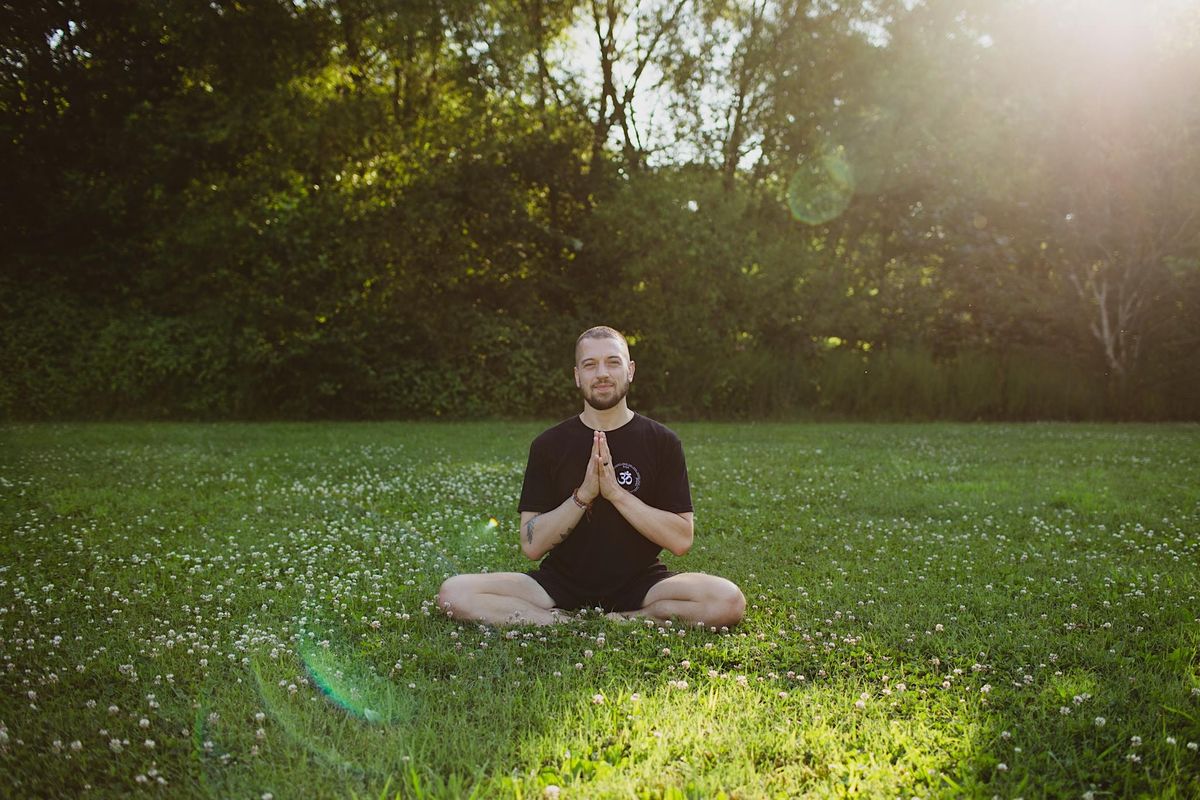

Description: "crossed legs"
436 572 563 626
436 571 745 628
616 572 746 628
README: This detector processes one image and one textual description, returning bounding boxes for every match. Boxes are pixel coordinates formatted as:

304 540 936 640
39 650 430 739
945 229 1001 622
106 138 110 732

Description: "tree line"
2 0 1198 420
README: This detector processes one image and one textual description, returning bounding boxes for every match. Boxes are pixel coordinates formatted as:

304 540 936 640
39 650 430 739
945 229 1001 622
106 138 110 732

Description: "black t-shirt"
517 413 693 597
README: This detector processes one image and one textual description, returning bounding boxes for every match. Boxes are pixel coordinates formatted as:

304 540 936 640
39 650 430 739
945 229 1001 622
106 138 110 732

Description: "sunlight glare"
1049 0 1163 63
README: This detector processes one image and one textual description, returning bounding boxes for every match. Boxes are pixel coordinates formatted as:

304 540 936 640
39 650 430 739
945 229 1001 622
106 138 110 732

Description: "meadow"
0 421 1197 799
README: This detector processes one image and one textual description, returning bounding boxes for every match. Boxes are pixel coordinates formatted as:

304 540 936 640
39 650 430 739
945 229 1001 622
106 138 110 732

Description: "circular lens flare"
787 149 856 225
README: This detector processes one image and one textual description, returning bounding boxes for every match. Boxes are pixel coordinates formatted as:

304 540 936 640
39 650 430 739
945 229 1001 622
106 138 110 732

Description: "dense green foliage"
1 421 1198 797
2 1 1199 419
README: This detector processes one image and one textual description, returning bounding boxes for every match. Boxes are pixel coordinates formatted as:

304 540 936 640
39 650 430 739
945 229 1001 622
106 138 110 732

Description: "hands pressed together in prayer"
576 430 622 505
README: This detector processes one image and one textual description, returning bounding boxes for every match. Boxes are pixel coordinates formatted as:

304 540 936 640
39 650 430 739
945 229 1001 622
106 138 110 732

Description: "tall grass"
804 347 1109 420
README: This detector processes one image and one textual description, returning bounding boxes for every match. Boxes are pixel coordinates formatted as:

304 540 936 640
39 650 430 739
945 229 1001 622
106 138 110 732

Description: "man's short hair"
575 326 630 363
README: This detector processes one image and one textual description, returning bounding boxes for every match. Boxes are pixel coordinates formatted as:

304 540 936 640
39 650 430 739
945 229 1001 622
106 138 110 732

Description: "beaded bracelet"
572 488 593 517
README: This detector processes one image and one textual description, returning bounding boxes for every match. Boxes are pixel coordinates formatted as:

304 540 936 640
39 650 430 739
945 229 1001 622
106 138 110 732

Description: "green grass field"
1 422 1198 799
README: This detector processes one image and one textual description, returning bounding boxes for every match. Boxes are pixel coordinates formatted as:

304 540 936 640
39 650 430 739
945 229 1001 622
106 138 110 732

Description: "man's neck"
580 402 635 431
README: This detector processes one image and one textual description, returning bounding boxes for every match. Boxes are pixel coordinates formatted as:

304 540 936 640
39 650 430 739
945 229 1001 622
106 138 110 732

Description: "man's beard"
581 379 629 411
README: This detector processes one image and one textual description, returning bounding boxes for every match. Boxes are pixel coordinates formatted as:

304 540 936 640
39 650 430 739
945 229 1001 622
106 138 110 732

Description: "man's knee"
436 575 471 618
711 580 746 627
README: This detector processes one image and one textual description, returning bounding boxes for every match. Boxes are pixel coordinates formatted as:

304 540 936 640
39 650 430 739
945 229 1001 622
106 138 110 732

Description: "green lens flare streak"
296 638 410 725
251 658 367 774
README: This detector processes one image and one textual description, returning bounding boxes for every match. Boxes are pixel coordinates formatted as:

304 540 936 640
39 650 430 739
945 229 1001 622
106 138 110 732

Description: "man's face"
574 337 635 411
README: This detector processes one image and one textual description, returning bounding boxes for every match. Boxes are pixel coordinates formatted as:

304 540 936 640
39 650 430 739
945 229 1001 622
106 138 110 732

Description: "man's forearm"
521 496 587 560
609 491 694 556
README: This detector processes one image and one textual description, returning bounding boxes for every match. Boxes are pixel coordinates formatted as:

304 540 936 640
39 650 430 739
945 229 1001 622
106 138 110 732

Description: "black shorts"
527 563 675 613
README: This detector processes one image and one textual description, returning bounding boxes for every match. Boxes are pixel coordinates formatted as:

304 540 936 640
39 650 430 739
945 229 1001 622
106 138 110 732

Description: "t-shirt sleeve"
517 437 559 513
657 432 693 513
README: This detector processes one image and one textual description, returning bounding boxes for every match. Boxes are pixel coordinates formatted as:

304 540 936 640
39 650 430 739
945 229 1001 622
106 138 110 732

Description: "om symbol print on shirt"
613 463 641 493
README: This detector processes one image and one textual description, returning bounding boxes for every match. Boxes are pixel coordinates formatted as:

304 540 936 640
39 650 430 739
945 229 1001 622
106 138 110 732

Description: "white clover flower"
1094 717 1106 727
591 693 605 705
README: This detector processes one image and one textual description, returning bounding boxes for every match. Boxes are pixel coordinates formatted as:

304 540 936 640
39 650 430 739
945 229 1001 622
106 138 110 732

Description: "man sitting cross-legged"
437 325 745 628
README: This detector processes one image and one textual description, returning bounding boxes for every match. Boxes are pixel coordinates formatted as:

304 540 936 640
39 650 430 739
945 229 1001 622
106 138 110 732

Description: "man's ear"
628 360 636 383
573 366 580 387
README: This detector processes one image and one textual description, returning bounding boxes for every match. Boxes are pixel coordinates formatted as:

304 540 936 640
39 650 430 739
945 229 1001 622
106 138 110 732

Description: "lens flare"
787 149 856 225
246 639 418 777
297 639 411 725
487 517 499 529
251 659 363 773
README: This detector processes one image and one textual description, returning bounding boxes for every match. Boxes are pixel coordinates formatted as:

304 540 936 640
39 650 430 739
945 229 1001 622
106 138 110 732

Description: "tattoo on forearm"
526 515 540 545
